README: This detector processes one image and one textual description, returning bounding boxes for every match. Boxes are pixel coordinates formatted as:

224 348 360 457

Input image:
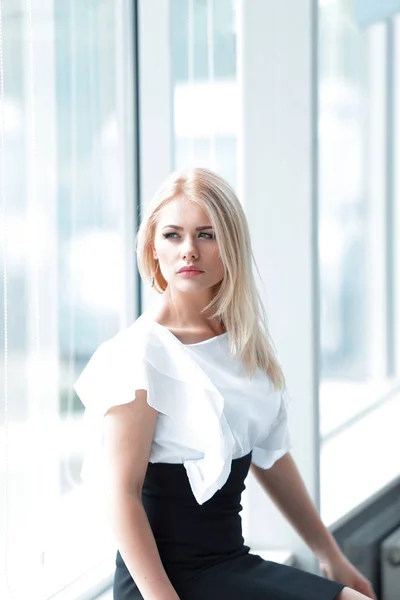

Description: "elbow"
104 486 145 536
104 478 144 522
105 466 145 501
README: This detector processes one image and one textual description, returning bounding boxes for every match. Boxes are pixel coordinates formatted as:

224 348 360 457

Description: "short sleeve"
73 334 149 418
73 331 156 486
73 316 237 505
251 388 292 469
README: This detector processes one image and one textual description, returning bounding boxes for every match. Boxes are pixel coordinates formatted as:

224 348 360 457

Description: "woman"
74 168 376 600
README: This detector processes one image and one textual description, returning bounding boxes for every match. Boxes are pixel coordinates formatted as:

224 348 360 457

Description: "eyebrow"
162 225 214 231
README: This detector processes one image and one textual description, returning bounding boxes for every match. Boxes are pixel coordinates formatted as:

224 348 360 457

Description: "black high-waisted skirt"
113 452 345 599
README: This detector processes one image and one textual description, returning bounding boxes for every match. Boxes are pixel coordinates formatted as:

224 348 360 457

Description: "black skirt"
113 452 345 599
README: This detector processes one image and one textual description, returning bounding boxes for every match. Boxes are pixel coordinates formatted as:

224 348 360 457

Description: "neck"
153 288 221 329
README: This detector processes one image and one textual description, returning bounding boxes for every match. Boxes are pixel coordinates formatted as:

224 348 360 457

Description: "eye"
162 231 215 240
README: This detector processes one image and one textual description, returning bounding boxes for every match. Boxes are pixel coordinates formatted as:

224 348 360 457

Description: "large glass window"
1 1 136 597
318 0 400 523
395 16 400 378
171 0 238 190
319 0 388 432
319 0 374 385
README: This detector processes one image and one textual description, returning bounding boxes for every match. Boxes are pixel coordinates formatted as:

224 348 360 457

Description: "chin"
172 280 212 293
177 282 207 291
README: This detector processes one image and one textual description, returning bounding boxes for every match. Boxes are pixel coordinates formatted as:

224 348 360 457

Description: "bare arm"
104 390 180 600
250 452 340 562
251 452 376 597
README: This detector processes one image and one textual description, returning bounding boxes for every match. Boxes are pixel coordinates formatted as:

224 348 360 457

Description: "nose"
180 235 199 260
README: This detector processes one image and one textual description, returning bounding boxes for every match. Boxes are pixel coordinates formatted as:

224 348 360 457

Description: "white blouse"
73 308 292 505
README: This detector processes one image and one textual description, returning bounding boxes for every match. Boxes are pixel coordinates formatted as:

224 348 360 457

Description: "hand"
319 553 376 599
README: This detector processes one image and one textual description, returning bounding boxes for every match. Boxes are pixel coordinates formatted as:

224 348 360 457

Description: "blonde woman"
74 168 375 600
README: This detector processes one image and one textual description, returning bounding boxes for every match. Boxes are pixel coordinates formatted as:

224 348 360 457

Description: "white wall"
237 0 320 572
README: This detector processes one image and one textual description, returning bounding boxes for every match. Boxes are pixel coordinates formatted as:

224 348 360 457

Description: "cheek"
210 248 224 274
155 241 176 264
213 245 223 263
216 259 225 277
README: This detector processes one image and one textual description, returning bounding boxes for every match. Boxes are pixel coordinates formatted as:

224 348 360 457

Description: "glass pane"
318 0 392 421
171 0 239 189
318 1 395 439
194 0 209 80
213 0 237 78
318 0 400 523
319 0 369 382
0 0 135 597
215 136 237 190
194 137 212 165
395 16 400 377
171 0 189 82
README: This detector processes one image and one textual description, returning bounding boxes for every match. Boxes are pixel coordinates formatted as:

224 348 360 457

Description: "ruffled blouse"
73 309 292 505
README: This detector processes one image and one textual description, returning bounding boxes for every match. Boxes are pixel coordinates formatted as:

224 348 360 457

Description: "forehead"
156 197 211 225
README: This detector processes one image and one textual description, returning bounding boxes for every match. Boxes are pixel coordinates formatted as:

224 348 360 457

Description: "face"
153 197 225 294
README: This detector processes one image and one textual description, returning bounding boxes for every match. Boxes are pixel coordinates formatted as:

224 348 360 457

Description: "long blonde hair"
136 167 285 390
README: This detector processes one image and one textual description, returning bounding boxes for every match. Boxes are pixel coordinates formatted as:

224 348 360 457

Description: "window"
171 0 238 189
395 16 400 378
319 0 400 524
1 0 136 596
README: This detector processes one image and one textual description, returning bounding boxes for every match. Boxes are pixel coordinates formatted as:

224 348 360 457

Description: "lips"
178 267 204 274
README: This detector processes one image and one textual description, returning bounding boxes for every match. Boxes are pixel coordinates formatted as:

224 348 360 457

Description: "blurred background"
1 1 400 599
